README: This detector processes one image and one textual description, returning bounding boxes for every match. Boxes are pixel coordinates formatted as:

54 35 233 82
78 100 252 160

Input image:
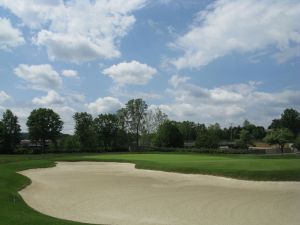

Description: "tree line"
0 98 300 154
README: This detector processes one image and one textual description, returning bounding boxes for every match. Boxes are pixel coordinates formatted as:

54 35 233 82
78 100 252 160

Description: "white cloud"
0 90 11 103
62 69 79 78
110 85 162 100
168 74 190 88
86 96 123 115
170 0 300 69
103 60 157 86
67 93 85 103
0 17 24 50
32 90 65 105
156 76 300 126
0 0 147 62
14 64 63 90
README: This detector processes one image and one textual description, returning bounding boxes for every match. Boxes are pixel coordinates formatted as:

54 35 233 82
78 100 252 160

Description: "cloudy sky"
0 0 300 133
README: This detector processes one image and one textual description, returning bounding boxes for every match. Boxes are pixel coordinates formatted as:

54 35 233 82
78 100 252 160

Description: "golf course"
1 153 300 225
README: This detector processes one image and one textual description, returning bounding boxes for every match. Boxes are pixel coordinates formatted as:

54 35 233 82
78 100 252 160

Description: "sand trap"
19 162 300 225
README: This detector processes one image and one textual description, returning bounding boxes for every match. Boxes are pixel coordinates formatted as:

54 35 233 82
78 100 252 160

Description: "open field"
1 153 300 225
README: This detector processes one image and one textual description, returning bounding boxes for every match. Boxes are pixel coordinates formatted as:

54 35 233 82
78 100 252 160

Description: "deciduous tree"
27 108 63 152
0 110 21 153
264 128 294 153
73 112 97 151
123 99 148 149
153 120 184 148
94 114 119 150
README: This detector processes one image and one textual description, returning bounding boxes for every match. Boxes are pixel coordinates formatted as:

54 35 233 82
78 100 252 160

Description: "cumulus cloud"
32 90 65 105
0 0 147 62
0 17 24 50
86 97 123 115
0 90 10 104
62 69 79 78
170 0 300 69
168 74 190 88
14 64 63 90
103 60 157 86
156 75 300 126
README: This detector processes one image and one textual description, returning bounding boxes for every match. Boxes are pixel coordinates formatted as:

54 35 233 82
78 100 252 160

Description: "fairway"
1 153 300 225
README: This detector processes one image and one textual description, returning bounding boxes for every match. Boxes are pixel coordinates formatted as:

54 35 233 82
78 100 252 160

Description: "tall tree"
142 107 168 146
280 109 300 136
264 128 294 153
176 121 198 142
73 112 97 151
242 120 266 140
293 134 300 150
27 108 63 152
94 114 119 150
144 107 168 134
124 99 148 149
195 129 220 149
269 119 281 130
0 121 3 152
0 110 21 153
153 120 184 148
237 129 254 148
1 110 21 153
269 108 300 136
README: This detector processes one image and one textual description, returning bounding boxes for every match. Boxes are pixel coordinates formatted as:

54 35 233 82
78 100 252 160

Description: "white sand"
19 162 300 225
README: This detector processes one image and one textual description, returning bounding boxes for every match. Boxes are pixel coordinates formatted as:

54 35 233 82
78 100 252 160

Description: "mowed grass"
0 152 300 225
64 153 300 181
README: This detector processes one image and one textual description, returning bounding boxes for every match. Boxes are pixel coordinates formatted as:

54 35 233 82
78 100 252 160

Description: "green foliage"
208 123 222 137
269 119 281 129
73 112 97 151
195 131 220 149
264 128 294 152
153 121 184 148
293 134 300 150
236 129 253 149
195 123 222 149
122 99 148 148
269 108 300 136
26 108 63 152
59 135 80 152
0 110 21 153
94 114 119 150
176 121 198 141
241 120 266 140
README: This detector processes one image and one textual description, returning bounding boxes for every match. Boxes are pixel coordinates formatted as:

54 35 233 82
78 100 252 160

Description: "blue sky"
0 0 300 133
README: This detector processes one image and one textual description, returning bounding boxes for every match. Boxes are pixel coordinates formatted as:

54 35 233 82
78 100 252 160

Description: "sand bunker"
19 162 300 225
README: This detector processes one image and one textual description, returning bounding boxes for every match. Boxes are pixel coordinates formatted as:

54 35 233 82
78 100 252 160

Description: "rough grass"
0 152 300 225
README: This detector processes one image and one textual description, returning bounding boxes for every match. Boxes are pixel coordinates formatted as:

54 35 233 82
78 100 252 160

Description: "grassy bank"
0 153 300 225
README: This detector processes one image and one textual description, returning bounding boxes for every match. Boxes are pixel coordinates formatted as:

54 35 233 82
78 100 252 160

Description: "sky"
0 0 300 134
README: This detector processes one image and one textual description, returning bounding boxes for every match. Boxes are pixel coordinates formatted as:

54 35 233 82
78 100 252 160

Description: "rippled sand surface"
19 162 300 225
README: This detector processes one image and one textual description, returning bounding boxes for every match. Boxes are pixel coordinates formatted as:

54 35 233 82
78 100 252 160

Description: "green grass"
0 152 300 225
61 153 300 181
